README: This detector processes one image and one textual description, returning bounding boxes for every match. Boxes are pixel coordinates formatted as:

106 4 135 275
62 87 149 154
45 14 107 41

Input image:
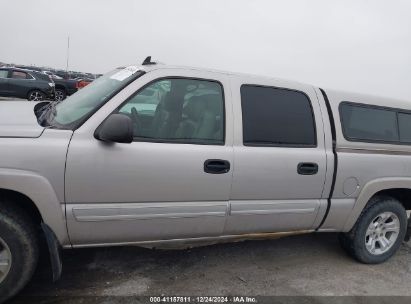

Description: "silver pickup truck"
0 57 410 301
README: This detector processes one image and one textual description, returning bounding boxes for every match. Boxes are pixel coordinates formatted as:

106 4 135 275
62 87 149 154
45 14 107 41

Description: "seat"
175 95 221 141
150 91 184 139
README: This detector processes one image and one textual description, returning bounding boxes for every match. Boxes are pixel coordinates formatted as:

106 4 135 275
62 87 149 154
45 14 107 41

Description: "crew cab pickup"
0 57 410 302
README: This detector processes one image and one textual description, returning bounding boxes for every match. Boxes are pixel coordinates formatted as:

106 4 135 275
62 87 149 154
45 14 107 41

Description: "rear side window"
340 102 411 145
340 103 399 142
240 85 316 147
11 71 28 79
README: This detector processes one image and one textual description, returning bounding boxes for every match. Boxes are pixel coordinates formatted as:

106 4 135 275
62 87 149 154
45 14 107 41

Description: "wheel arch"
343 177 411 231
0 169 69 245
0 189 42 224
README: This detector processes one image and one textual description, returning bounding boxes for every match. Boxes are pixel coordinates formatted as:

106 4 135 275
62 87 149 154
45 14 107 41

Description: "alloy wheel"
365 211 400 255
55 90 65 102
28 91 44 101
0 237 12 284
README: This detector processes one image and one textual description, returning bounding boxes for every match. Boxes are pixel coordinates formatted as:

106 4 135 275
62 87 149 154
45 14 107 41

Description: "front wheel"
339 196 407 264
0 202 39 302
27 90 45 101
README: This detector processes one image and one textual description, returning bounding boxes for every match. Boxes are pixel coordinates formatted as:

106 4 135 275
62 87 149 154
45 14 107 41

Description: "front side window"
0 70 8 78
241 85 316 147
118 78 224 145
340 103 399 142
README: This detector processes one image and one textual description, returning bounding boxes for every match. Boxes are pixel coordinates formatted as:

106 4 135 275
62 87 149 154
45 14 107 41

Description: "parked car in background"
53 70 70 79
15 65 43 72
47 76 79 101
53 78 78 101
42 71 95 101
74 78 93 89
0 67 55 101
42 70 60 78
71 72 95 80
40 71 93 101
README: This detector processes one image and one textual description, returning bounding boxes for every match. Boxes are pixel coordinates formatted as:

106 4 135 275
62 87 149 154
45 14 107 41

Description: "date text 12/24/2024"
150 296 257 303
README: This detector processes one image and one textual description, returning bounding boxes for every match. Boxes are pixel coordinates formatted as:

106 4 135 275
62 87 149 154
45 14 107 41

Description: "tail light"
76 80 90 89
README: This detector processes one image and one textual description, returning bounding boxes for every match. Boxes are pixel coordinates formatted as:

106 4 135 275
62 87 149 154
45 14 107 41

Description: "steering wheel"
130 107 142 133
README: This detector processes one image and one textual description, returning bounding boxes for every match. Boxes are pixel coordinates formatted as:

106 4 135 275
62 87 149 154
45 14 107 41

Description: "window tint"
398 113 411 143
11 71 28 79
240 85 316 146
118 78 224 145
340 103 399 142
0 70 8 78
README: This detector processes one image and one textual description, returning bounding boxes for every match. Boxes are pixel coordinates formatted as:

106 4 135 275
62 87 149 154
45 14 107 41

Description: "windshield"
49 67 145 129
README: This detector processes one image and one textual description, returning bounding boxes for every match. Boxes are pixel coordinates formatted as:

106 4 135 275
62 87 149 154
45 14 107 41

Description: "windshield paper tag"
110 66 143 81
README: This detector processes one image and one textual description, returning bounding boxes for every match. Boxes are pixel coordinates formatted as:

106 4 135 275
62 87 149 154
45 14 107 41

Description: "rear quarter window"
339 103 399 143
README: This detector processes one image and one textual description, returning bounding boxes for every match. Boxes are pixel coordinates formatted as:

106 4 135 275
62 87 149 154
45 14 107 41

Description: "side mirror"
95 114 133 144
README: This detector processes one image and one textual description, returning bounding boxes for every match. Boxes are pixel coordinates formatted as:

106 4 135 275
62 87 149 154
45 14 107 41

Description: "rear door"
0 69 10 96
8 70 33 98
225 76 328 234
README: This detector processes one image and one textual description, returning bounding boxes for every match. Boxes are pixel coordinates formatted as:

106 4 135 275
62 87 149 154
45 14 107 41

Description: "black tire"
0 201 39 303
54 89 66 102
27 90 46 101
339 195 407 264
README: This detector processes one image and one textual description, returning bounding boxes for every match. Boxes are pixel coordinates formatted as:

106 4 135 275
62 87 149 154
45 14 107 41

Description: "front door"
65 72 234 246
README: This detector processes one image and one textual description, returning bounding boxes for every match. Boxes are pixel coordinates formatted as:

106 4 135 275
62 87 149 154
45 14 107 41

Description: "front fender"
342 177 411 231
0 168 69 245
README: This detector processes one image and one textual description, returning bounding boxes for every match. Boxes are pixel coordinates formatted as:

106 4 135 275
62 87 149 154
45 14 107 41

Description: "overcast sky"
1 0 410 100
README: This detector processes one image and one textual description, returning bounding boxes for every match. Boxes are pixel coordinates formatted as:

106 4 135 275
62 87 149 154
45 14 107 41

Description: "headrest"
163 91 183 112
183 97 207 121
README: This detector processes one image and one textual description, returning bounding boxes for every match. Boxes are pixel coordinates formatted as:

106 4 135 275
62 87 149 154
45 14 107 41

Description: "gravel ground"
8 232 411 303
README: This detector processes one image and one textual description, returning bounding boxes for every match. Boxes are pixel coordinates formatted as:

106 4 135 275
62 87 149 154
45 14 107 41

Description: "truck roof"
142 62 316 93
142 63 411 110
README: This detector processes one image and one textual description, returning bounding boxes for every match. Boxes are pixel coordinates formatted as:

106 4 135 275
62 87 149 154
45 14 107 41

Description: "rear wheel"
0 238 12 284
27 90 45 101
0 202 39 302
339 196 407 264
54 89 66 102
